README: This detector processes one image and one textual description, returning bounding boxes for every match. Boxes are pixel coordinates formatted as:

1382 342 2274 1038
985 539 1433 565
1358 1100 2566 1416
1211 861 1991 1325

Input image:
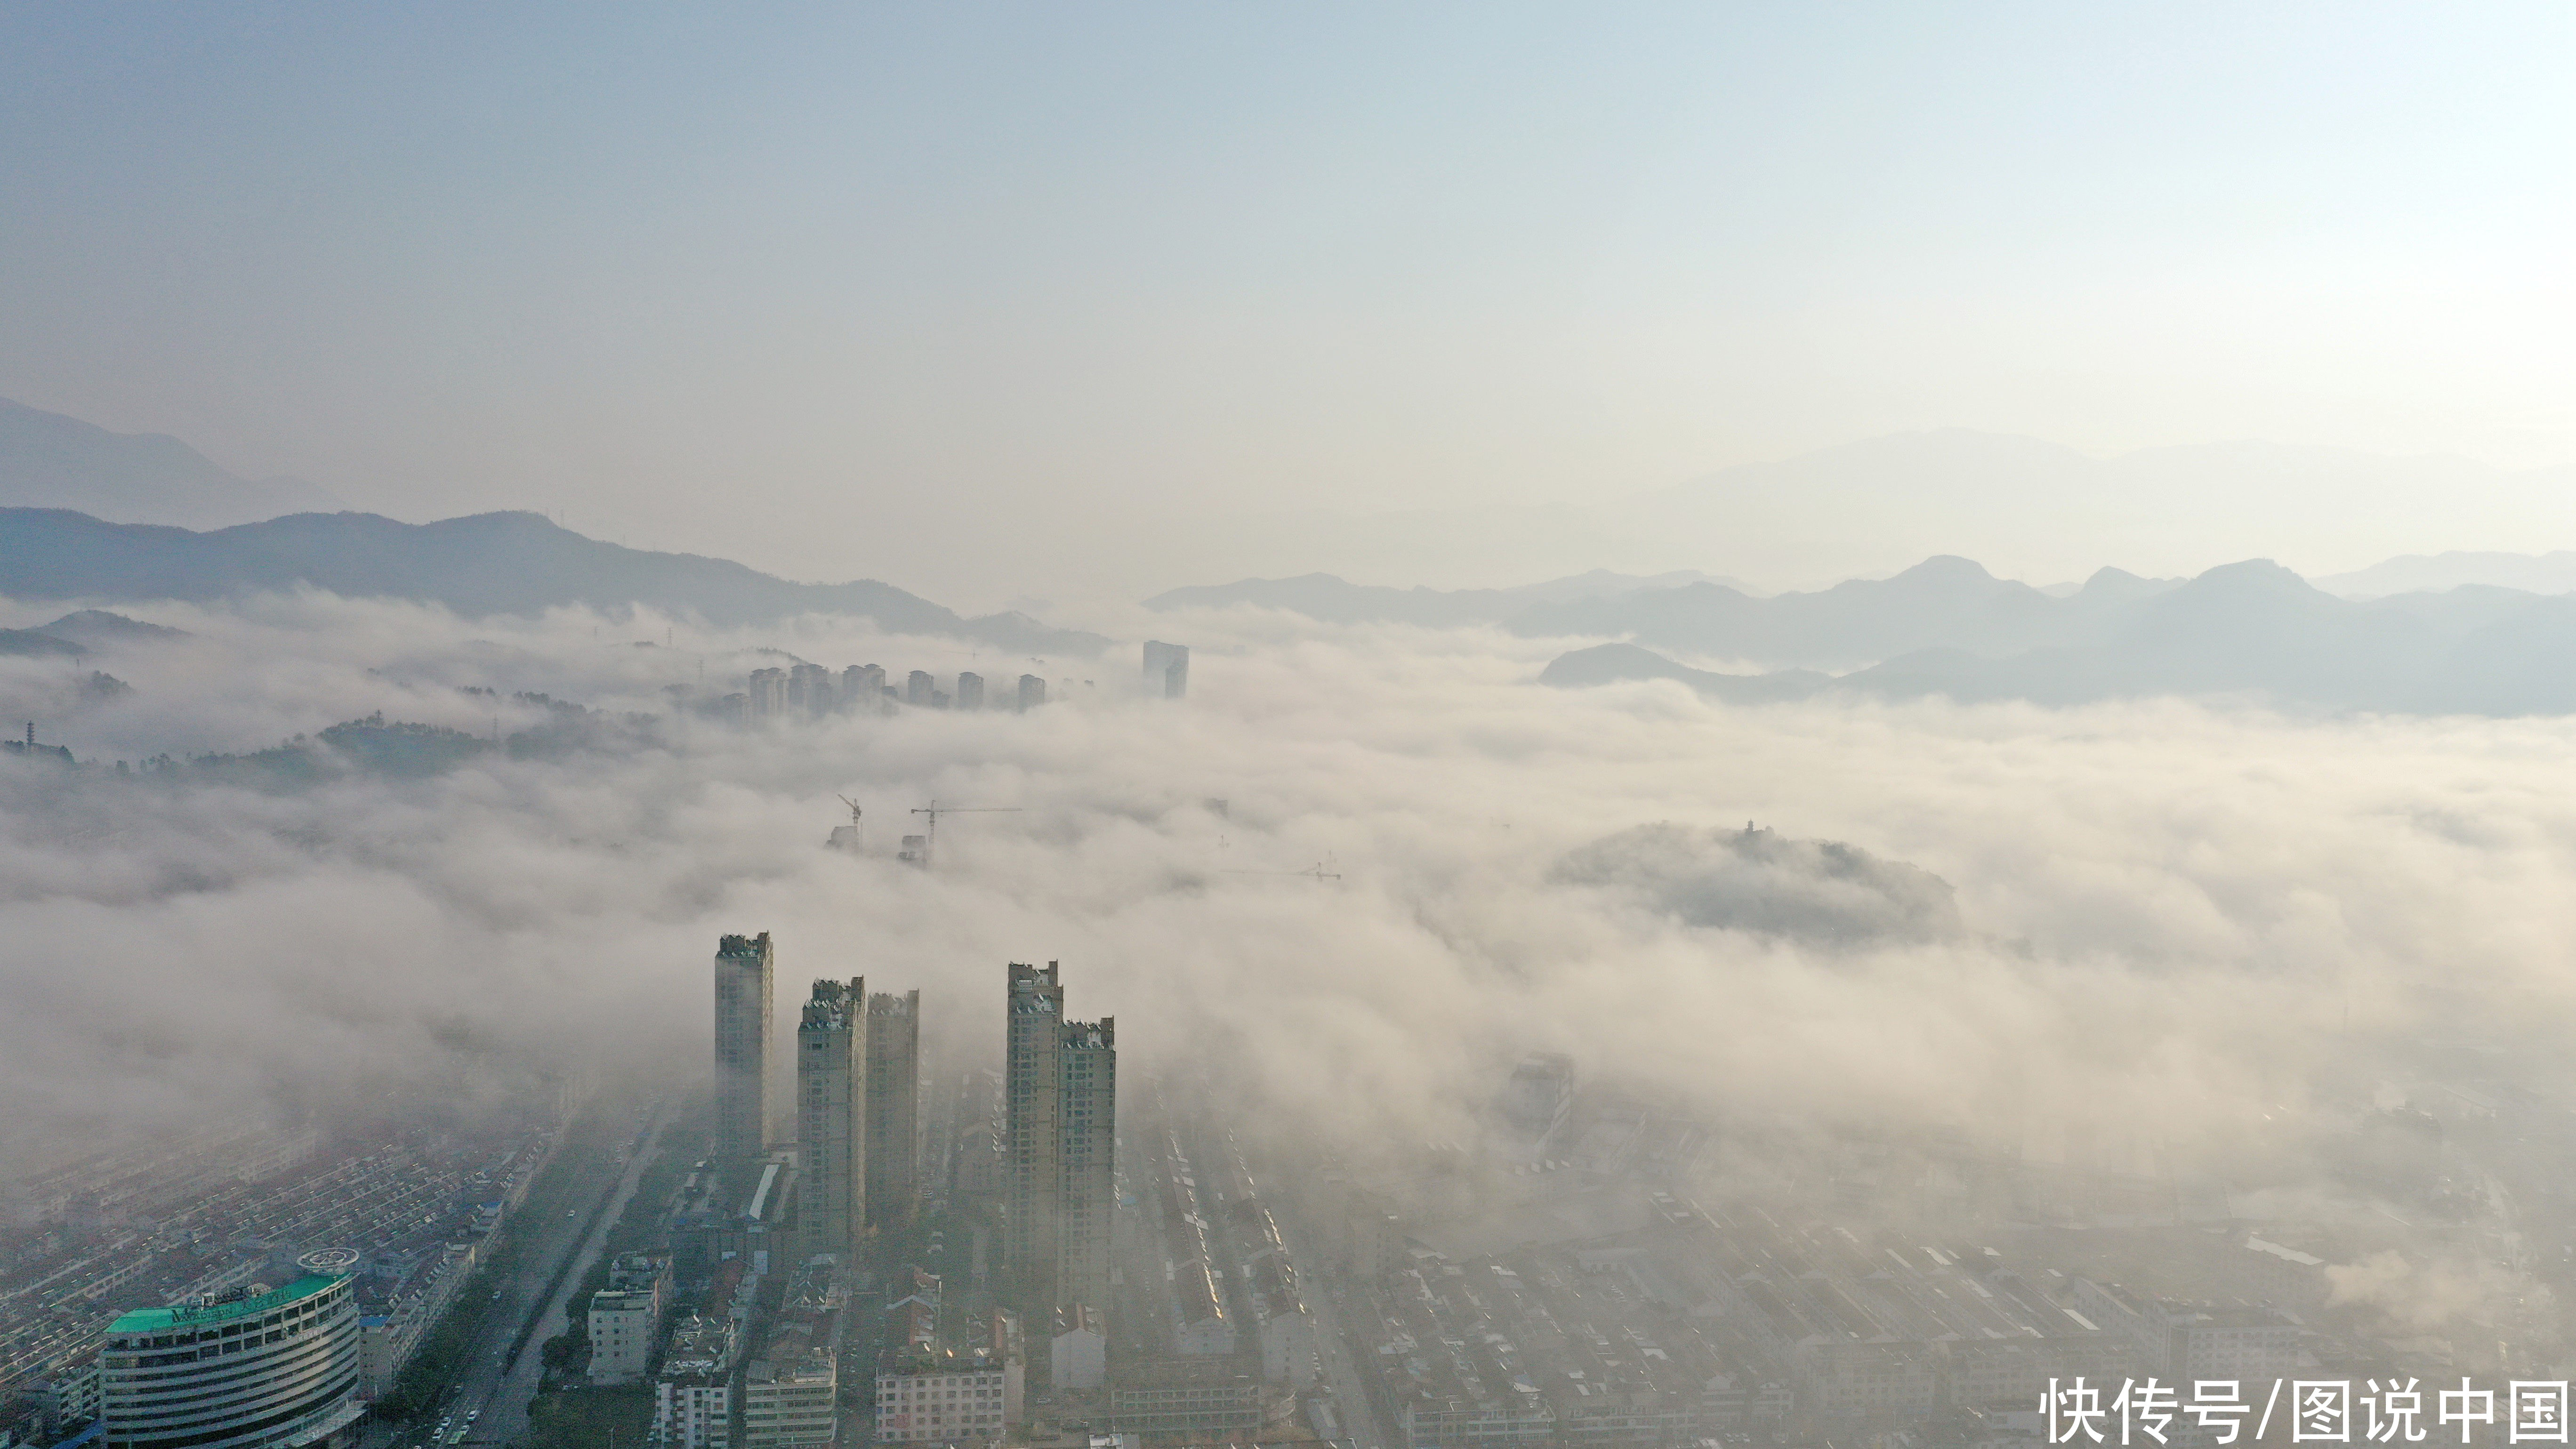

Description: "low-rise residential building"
653 1263 746 1449
21 1363 102 1436
743 1255 845 1449
744 1338 838 1449
591 1253 674 1385
1108 1358 1282 1442
655 1317 734 1449
360 1239 482 1398
890 1267 941 1349
2068 1280 2300 1384
1051 1305 1106 1392
874 1344 1023 1444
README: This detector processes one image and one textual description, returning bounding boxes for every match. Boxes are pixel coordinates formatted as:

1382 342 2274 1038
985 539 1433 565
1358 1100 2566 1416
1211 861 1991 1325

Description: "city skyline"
4 5 2572 1440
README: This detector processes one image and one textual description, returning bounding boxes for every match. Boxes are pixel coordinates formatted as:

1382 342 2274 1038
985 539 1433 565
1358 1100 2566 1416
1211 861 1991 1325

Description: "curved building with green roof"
100 1272 362 1449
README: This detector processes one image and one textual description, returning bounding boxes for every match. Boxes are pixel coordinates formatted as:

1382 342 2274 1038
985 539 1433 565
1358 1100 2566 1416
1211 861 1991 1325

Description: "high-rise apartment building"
1143 640 1189 699
1017 675 1046 710
906 670 934 706
749 668 789 719
866 989 922 1229
789 663 835 716
844 664 887 712
100 1272 363 1449
1003 963 1116 1331
956 671 985 710
716 934 777 1178
1056 1017 1116 1318
797 979 870 1262
1005 963 1064 1318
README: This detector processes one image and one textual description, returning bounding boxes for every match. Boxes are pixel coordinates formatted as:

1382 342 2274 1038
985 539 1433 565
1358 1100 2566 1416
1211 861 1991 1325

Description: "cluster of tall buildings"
729 662 1050 724
1001 963 1117 1336
712 940 1120 1345
709 933 922 1260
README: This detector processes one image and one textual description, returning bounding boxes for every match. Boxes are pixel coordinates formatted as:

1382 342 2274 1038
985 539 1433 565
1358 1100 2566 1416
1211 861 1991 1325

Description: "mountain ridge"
0 396 345 529
1539 558 2576 716
0 507 1108 652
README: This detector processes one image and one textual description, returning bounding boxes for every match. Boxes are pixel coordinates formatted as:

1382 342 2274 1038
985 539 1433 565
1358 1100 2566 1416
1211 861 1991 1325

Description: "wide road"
481 1096 683 1441
385 1092 674 1449
1267 1201 1392 1449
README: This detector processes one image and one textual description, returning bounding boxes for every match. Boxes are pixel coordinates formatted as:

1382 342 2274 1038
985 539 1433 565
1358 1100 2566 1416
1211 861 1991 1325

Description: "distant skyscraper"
1004 963 1116 1330
845 664 887 713
1017 675 1046 710
101 1270 363 1449
797 978 869 1262
867 989 922 1229
1499 1053 1575 1144
1143 641 1188 699
907 670 935 706
749 667 789 718
956 671 985 710
789 663 834 716
715 934 776 1177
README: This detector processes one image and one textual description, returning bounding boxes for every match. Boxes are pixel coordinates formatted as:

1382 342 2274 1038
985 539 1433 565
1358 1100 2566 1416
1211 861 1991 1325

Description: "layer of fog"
5 593 2575 1240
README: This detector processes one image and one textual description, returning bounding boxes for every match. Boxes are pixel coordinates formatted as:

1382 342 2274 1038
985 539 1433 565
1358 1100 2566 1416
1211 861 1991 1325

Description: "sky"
0 3 2568 603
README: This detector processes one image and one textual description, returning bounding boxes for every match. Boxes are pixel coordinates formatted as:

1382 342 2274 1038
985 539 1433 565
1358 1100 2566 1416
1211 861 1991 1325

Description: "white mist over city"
0 7 2571 1449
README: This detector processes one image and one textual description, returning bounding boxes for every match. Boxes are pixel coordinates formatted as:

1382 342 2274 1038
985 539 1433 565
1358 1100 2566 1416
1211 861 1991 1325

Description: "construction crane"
828 795 865 853
903 800 1024 868
1223 853 1342 883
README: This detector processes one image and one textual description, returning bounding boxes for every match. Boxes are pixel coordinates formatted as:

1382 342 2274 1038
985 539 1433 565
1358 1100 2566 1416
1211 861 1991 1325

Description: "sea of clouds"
4 592 2574 1241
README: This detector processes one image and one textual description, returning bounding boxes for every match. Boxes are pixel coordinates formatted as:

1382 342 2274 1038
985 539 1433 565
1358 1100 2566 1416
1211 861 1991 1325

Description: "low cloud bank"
1553 821 1962 946
2 597 2573 1269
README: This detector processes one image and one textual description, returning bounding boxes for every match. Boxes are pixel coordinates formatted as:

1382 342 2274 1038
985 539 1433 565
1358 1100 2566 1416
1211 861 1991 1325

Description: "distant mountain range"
2310 551 2576 600
1143 568 1747 627
1509 556 2189 668
1124 430 2576 595
1156 555 2185 666
1 397 345 529
1539 559 2576 716
0 508 1107 652
1153 547 2576 668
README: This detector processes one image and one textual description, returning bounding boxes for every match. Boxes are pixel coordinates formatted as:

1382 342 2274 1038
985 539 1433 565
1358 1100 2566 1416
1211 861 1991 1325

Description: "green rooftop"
108 1273 344 1335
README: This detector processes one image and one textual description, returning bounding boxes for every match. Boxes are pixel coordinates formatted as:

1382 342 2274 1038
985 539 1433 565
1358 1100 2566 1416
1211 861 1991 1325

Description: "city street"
1267 1206 1390 1449
475 1096 679 1446
373 1094 677 1449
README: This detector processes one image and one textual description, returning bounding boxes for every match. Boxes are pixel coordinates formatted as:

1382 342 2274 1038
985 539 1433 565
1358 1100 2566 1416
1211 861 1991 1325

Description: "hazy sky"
1 4 2567 596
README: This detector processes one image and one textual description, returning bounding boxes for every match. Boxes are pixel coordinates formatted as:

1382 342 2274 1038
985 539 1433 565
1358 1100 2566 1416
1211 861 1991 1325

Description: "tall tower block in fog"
1004 962 1117 1330
714 933 776 1178
797 979 870 1261
1143 640 1188 699
1056 1016 1116 1320
1005 962 1065 1317
867 989 922 1229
